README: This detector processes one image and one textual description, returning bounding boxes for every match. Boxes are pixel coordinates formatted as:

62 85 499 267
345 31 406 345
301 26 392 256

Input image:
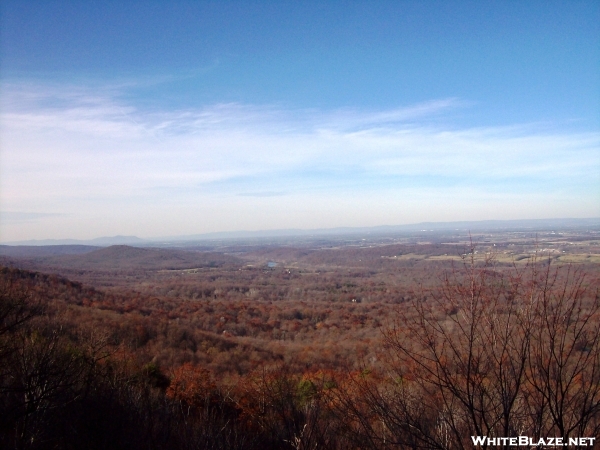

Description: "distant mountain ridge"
159 217 600 241
3 218 599 246
0 245 99 258
1 245 241 271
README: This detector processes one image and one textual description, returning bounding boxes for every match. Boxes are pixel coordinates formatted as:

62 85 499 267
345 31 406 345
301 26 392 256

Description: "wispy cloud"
237 191 287 197
1 81 598 240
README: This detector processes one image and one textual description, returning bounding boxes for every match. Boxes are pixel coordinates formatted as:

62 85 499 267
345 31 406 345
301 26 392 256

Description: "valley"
1 225 599 449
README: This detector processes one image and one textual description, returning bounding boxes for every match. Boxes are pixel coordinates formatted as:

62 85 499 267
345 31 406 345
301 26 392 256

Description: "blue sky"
1 1 599 241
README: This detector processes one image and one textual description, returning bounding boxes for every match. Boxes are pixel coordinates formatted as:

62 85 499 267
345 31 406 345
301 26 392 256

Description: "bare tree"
525 263 600 441
351 251 600 449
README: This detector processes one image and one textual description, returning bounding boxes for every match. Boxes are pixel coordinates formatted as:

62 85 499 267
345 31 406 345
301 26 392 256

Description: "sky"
1 1 599 242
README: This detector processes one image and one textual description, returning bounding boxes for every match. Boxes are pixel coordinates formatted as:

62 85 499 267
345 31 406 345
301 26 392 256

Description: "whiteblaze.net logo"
471 436 597 447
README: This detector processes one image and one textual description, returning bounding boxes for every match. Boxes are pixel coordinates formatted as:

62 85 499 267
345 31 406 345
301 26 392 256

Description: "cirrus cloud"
1 81 598 241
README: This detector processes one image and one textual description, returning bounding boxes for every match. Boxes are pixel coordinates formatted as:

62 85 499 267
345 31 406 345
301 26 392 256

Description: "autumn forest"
1 228 599 449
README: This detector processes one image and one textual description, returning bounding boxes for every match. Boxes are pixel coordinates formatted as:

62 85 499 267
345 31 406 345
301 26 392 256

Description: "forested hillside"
1 238 599 448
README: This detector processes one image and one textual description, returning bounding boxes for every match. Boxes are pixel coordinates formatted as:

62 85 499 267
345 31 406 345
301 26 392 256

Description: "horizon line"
2 217 599 246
